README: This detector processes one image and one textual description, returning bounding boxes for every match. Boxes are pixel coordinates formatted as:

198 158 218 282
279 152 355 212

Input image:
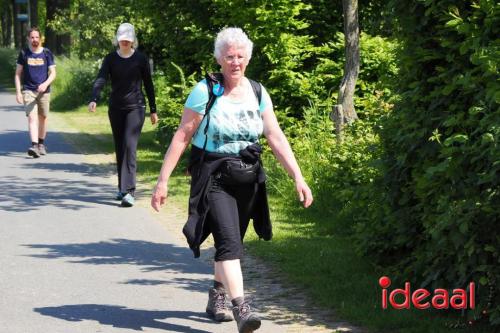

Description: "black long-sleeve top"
91 50 156 113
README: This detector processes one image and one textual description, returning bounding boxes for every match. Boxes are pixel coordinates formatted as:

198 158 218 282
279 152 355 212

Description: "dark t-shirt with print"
16 48 55 92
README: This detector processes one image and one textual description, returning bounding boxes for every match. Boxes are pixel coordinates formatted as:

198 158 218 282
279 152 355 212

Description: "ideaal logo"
379 276 475 310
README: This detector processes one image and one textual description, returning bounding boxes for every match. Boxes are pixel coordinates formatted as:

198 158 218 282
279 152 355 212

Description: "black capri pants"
208 179 258 262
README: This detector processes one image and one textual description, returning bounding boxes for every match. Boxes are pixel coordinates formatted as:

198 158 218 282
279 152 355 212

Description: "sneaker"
27 145 40 158
121 193 135 207
232 301 261 333
38 144 47 155
115 191 125 200
206 288 233 322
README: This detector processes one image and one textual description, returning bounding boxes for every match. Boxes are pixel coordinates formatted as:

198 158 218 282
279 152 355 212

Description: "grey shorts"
23 90 50 117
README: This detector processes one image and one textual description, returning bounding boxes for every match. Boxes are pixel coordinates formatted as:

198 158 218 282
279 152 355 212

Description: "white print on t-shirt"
27 57 45 66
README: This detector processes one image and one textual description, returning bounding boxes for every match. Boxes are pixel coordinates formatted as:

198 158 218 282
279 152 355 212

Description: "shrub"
51 57 103 110
261 33 397 235
154 62 198 147
356 1 500 326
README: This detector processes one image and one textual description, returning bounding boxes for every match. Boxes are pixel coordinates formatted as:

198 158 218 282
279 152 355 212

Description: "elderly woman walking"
151 27 312 333
89 23 158 207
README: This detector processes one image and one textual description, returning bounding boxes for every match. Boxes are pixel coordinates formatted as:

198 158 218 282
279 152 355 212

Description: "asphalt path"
0 91 285 333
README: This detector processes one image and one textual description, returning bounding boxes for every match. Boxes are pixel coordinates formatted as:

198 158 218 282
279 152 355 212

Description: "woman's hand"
150 112 159 125
88 102 97 113
151 182 168 212
295 177 313 208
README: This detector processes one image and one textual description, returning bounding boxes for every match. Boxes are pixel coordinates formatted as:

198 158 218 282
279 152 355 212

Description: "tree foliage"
356 0 499 326
49 0 391 118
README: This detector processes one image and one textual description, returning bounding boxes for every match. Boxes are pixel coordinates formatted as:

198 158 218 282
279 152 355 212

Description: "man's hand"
88 102 97 113
16 92 23 104
37 83 48 93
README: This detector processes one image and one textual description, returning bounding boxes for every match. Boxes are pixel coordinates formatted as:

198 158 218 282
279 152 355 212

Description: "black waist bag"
218 160 259 185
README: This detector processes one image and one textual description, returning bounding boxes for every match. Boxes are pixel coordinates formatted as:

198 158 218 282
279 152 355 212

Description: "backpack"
201 72 262 151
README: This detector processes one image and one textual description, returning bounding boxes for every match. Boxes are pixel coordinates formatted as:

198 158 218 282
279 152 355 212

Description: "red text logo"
379 276 475 310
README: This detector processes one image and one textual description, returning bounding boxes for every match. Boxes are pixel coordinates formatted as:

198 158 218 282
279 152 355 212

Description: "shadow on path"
0 103 24 113
0 175 117 212
121 277 212 294
24 239 211 283
0 129 75 154
20 162 115 176
0 129 114 155
34 304 214 333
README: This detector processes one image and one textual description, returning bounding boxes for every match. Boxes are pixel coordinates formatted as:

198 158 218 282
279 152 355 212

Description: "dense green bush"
0 48 17 88
51 57 102 110
154 63 198 146
264 104 384 236
262 33 397 236
356 0 499 326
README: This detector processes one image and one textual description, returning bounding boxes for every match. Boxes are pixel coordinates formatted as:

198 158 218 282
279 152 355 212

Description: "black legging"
108 106 145 194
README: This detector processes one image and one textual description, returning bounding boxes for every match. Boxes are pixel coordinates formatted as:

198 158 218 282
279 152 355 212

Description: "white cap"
116 23 135 42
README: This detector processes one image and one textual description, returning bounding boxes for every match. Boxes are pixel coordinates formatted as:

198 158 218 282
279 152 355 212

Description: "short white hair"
214 27 253 61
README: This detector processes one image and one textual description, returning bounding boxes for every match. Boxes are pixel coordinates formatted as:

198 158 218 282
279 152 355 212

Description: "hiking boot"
232 301 261 333
27 145 40 158
121 193 135 207
206 288 233 322
38 144 47 155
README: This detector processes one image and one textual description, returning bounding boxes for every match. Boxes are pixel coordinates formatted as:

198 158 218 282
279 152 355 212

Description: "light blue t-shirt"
185 78 273 154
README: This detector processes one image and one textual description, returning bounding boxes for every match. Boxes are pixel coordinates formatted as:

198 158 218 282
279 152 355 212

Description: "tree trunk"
330 104 345 143
29 0 38 27
12 0 22 48
56 0 71 55
44 0 56 51
1 1 13 46
45 0 70 55
331 0 360 139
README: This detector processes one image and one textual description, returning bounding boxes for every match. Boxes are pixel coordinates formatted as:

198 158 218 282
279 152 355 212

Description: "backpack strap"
200 73 262 160
21 47 28 61
21 47 50 64
248 78 262 105
201 72 224 153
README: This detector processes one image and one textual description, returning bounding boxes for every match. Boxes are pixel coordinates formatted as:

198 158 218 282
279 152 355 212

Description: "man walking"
15 26 56 158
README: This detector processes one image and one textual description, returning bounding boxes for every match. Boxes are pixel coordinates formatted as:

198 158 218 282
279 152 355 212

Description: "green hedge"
50 57 103 110
0 48 17 89
356 0 499 326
